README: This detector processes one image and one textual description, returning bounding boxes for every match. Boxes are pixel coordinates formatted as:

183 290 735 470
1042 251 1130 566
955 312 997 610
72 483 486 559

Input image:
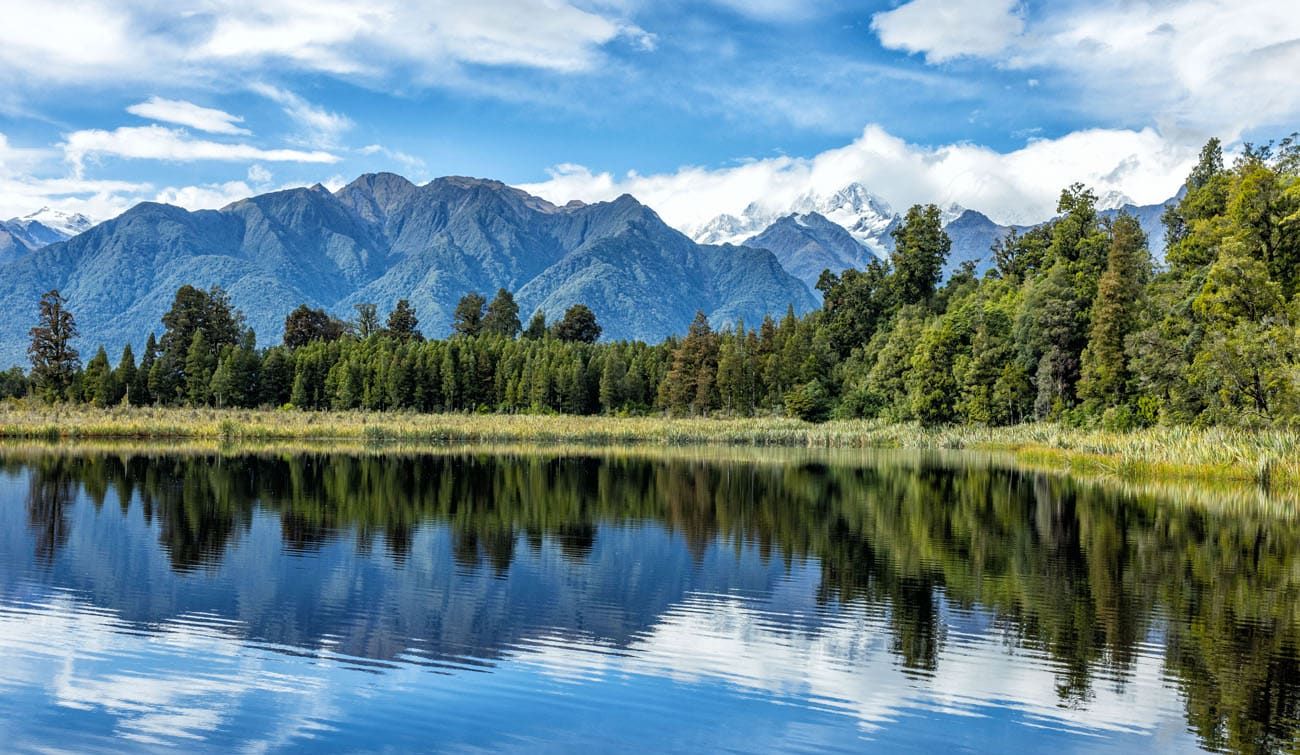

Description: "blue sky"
0 0 1296 228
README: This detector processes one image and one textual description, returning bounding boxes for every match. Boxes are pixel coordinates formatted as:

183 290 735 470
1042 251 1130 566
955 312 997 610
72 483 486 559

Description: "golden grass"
1 403 1297 493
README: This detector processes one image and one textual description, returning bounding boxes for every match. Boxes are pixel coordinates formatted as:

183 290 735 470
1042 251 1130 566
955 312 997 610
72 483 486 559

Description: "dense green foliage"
19 138 1300 428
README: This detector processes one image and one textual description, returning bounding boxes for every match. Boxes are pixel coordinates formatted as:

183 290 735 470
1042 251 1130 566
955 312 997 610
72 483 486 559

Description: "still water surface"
0 448 1296 752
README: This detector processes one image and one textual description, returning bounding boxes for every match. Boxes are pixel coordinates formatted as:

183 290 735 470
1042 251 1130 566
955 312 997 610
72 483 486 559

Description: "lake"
0 446 1296 752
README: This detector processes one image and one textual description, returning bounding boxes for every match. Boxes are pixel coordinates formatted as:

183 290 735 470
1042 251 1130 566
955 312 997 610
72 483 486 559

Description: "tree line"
18 135 1300 427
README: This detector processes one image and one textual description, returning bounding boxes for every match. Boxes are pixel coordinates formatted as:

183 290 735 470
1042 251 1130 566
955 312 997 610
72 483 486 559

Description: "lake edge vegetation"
4 137 1300 465
0 404 1296 494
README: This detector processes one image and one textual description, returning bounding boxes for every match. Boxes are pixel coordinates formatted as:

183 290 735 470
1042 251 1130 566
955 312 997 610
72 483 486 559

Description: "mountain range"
0 174 817 366
695 183 1176 293
0 208 93 264
0 175 1180 367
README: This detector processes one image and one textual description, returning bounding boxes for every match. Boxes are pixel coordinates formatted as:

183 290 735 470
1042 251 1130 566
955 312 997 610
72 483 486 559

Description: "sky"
0 0 1297 230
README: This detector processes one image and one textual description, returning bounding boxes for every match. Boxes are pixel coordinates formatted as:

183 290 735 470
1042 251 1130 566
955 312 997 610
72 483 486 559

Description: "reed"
1 403 1297 491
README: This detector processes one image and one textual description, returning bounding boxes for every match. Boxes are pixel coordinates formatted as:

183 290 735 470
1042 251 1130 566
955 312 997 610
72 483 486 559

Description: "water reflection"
1 449 1298 752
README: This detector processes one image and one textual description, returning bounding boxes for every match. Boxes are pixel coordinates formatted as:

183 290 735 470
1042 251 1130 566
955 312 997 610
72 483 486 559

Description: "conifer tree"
524 310 547 340
482 289 522 337
83 346 114 407
452 293 486 337
387 299 423 342
28 289 80 402
662 311 719 415
185 330 215 406
114 344 137 406
889 204 950 308
551 305 601 343
1080 215 1150 410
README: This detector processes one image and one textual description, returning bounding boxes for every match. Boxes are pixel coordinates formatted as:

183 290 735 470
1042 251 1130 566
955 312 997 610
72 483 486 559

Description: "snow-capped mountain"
12 207 94 239
1095 190 1136 212
694 182 898 256
703 180 1181 291
0 208 96 263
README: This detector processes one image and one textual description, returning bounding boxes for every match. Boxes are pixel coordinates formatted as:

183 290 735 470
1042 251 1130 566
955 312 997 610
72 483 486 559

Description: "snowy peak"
16 207 94 237
788 183 895 251
693 208 774 246
0 207 97 262
939 202 967 226
693 182 898 253
1095 190 1135 212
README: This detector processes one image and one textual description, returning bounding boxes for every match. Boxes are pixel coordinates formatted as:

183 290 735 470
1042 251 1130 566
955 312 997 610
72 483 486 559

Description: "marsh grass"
1 403 1298 492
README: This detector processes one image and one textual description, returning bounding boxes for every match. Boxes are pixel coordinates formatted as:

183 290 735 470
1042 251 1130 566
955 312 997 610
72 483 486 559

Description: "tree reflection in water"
16 449 1300 753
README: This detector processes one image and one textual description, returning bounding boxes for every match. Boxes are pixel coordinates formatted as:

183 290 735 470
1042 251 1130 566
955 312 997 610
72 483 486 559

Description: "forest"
17 136 1300 429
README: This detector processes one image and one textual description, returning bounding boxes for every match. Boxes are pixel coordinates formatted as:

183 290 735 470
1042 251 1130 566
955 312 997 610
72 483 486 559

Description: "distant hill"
0 174 816 366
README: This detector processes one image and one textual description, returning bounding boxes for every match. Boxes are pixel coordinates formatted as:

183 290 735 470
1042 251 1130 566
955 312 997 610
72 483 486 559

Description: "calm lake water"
0 448 1296 753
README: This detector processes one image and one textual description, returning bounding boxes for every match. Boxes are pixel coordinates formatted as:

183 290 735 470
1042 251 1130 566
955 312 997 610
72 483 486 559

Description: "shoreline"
0 404 1295 494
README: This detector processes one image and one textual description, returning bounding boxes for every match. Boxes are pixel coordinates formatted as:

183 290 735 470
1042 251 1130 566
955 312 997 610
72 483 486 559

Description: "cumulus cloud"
518 124 1196 230
247 164 273 185
0 0 645 88
153 180 259 210
874 0 1300 139
872 0 1024 63
126 97 250 135
61 125 340 174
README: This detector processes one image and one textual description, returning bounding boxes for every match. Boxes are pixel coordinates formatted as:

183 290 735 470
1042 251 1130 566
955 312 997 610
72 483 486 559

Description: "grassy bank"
0 403 1297 490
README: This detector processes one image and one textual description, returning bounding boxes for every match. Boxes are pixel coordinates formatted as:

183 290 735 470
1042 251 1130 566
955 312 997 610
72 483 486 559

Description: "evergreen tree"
661 311 719 415
28 289 80 402
452 292 487 337
185 330 216 406
524 310 547 340
156 285 242 404
283 305 345 348
0 367 28 399
889 204 951 307
387 299 423 342
482 288 522 337
260 347 293 406
551 304 601 343
133 334 156 406
1079 215 1150 411
113 344 136 406
83 346 114 407
599 352 627 413
817 261 890 357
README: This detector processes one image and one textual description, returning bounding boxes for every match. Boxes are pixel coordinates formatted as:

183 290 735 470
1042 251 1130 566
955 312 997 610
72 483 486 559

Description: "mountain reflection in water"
0 449 1296 752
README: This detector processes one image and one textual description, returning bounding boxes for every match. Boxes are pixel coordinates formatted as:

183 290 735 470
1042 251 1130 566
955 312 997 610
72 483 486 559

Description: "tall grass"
1 403 1297 491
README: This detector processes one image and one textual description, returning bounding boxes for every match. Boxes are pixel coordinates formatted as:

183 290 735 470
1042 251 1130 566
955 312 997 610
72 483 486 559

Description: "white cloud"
0 0 644 89
874 0 1300 140
1014 0 1300 139
126 97 250 135
518 124 1196 229
358 144 426 174
153 180 257 210
0 175 151 222
61 125 340 174
250 84 353 148
872 0 1024 63
247 164 273 185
